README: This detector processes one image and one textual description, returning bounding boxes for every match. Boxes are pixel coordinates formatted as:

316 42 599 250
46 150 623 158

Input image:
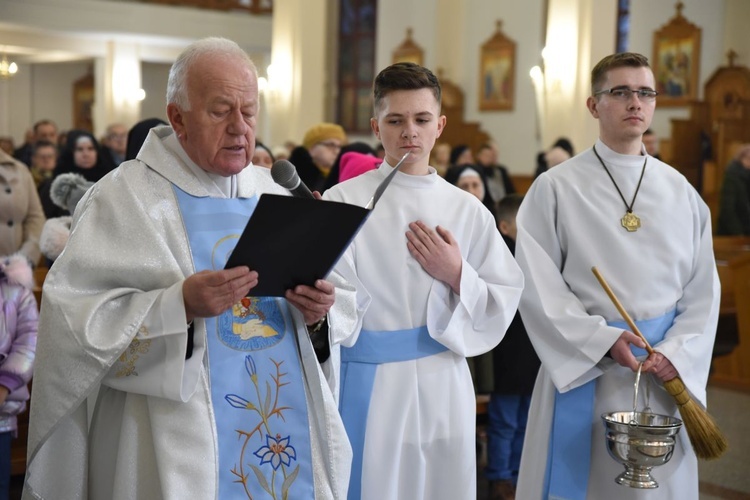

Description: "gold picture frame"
392 28 424 66
479 20 515 111
652 2 702 107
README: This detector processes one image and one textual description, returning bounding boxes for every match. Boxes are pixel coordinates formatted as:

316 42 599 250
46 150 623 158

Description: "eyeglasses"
594 88 659 101
318 141 342 151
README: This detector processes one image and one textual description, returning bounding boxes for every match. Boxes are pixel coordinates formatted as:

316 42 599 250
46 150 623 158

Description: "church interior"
1 0 749 498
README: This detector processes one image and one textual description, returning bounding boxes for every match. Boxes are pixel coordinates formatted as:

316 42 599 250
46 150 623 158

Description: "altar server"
515 52 719 500
325 61 523 500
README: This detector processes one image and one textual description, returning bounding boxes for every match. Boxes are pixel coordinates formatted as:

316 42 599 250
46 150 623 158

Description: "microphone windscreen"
270 160 299 189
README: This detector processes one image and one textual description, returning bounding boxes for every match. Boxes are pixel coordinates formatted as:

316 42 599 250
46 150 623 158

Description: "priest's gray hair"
167 37 258 111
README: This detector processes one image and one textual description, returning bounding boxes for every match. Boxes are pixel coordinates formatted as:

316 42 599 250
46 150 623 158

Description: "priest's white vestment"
23 127 355 500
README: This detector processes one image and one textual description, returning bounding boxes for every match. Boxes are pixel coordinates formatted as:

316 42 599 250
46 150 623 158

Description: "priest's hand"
406 220 462 294
286 279 335 326
609 330 647 371
183 266 258 322
641 351 678 382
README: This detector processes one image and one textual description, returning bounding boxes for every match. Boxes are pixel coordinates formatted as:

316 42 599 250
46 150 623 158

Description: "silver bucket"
601 363 683 488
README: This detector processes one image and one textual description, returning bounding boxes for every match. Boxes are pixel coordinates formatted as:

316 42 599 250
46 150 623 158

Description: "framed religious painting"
392 28 424 66
652 2 702 107
479 20 515 111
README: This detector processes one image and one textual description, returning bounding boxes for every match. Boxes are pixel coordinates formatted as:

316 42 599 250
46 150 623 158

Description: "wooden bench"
711 236 750 390
475 394 491 468
509 175 534 196
476 393 491 415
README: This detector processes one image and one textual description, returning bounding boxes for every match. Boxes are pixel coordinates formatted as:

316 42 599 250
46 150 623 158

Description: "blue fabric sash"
543 309 676 499
174 187 314 499
339 326 448 500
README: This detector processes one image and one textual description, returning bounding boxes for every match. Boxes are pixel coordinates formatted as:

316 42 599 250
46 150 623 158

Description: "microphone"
271 160 314 199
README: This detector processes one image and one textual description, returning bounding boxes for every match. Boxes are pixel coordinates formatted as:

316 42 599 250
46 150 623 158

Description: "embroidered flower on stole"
254 434 298 470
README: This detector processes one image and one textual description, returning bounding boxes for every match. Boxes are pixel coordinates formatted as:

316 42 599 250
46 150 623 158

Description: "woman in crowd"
39 130 112 218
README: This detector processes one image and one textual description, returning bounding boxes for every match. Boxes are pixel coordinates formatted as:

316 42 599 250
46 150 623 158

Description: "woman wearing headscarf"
321 142 377 192
39 130 113 218
126 118 168 161
252 141 275 169
445 163 496 220
449 144 474 168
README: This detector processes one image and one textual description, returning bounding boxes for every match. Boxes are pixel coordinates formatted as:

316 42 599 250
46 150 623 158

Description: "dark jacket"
717 160 750 236
288 146 327 194
482 163 516 203
492 235 541 395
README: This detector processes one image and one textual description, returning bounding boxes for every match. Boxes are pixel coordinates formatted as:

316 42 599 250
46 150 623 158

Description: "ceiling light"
0 53 18 79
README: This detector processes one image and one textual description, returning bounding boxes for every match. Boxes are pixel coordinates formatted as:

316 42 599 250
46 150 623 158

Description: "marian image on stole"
175 188 315 499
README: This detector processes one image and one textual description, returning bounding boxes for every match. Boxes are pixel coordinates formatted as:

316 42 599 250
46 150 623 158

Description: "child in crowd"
325 62 523 500
485 194 541 500
0 254 38 498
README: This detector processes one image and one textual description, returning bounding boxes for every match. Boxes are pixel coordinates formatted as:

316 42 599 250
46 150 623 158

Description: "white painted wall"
4 61 91 141
2 60 175 143
376 0 546 174
462 0 546 174
267 0 328 148
0 0 743 175
724 0 750 67
0 0 272 143
629 0 727 141
140 62 171 124
376 0 736 174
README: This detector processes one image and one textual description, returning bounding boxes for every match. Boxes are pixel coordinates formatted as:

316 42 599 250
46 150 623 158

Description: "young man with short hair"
516 52 719 499
325 62 523 500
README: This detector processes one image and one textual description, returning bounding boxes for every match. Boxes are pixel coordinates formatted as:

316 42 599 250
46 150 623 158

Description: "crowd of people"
0 36 726 500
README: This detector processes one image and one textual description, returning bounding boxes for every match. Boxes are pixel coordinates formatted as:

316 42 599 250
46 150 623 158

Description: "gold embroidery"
114 338 152 377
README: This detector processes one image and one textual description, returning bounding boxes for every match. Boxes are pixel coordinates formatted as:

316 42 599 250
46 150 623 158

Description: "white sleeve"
101 281 205 402
426 209 524 357
323 187 372 349
516 176 622 392
653 193 719 406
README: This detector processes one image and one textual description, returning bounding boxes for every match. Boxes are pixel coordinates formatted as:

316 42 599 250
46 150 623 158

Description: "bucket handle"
630 362 652 426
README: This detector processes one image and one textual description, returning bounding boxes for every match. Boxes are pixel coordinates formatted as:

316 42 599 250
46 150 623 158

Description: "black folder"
224 152 408 296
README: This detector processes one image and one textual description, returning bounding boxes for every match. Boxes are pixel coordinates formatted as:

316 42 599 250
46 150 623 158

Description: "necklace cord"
592 145 647 213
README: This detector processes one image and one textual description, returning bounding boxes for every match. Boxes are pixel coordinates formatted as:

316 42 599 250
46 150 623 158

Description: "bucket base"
616 466 658 489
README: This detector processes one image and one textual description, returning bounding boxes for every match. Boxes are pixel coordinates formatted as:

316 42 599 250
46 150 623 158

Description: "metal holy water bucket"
601 363 683 489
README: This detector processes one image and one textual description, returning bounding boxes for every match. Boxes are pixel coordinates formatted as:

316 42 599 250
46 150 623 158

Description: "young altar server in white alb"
515 52 720 499
24 38 355 500
325 62 524 500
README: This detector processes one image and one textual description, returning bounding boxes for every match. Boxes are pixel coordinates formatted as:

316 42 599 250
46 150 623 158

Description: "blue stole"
543 309 676 500
174 187 314 500
339 326 448 500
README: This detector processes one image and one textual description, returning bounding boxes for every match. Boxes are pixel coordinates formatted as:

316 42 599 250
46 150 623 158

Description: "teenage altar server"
24 38 355 500
325 62 524 500
515 52 720 499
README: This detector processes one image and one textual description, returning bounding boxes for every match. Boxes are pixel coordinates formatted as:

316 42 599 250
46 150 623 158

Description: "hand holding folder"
225 152 409 296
